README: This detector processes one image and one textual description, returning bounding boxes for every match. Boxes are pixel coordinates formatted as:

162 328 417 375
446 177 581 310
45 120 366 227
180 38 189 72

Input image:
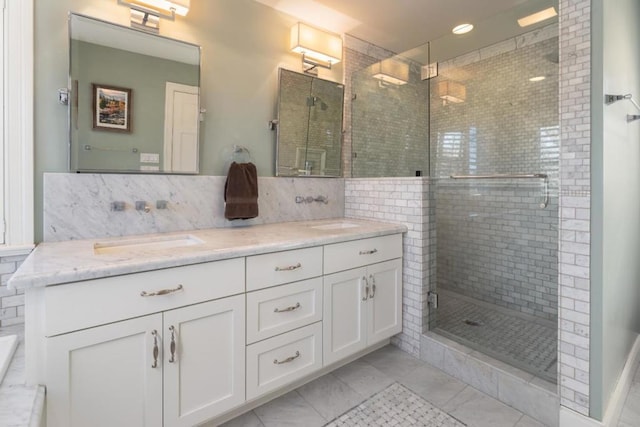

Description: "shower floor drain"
463 319 483 326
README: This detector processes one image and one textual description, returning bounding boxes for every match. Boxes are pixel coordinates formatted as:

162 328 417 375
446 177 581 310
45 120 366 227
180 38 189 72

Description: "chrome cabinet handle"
151 330 159 368
273 351 300 365
359 249 378 255
140 284 183 297
369 274 376 299
168 325 177 363
275 263 302 272
362 276 369 301
274 302 301 313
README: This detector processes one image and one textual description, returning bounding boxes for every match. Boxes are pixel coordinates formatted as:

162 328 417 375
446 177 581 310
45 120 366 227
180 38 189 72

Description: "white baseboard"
559 407 603 427
603 334 640 426
559 334 640 427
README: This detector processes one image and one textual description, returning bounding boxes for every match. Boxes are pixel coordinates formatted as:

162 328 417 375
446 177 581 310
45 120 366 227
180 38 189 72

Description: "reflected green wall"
71 40 197 171
34 0 343 241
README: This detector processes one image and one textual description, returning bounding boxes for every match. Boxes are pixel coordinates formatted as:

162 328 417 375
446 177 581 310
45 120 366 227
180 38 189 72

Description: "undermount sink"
311 222 360 230
94 234 204 255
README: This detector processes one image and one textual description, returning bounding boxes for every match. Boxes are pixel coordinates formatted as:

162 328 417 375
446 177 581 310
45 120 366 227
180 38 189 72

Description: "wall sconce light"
372 58 409 86
437 80 466 104
117 0 190 33
290 22 342 74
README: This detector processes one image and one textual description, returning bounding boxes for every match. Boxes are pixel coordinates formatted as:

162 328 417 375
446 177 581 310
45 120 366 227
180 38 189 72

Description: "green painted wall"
590 0 640 419
34 0 343 241
71 40 198 171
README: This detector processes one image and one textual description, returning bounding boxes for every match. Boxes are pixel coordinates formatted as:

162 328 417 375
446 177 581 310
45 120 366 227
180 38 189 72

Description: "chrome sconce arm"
117 0 190 33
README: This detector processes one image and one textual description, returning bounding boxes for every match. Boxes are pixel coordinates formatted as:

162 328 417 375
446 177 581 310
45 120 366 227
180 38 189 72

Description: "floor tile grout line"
292 384 331 423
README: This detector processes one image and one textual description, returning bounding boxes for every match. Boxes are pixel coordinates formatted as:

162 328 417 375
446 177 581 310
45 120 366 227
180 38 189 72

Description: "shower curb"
420 332 559 427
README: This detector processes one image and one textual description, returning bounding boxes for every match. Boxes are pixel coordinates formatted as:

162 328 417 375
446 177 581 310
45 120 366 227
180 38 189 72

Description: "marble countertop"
9 218 407 289
0 325 45 427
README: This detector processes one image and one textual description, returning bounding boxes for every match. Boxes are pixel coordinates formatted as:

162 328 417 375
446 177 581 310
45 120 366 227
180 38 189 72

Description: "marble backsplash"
43 173 345 242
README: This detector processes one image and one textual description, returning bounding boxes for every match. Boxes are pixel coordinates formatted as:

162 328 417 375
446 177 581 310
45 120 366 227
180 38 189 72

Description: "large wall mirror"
276 69 344 177
69 13 201 173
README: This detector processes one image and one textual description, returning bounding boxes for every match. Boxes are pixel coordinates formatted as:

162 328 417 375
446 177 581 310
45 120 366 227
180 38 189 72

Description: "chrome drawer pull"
273 351 300 365
168 325 177 363
362 276 369 301
274 302 301 313
359 249 378 255
151 330 159 368
140 284 183 297
275 263 302 272
369 274 376 298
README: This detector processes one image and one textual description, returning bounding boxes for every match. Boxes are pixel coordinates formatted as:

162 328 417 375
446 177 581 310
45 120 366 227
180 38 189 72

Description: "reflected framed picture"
92 83 132 133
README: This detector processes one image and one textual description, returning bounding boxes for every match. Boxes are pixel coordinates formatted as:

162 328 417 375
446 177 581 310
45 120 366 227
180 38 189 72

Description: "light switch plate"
140 153 160 163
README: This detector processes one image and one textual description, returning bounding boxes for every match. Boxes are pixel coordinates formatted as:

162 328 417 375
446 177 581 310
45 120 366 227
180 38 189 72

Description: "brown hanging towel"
224 162 259 220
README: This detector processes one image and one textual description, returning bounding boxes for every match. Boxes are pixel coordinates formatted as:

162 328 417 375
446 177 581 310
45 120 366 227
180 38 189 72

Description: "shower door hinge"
427 291 438 309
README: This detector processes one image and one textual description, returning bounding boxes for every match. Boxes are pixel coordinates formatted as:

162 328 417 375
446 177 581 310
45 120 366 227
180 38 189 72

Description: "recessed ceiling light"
517 7 557 27
452 23 474 35
529 76 546 82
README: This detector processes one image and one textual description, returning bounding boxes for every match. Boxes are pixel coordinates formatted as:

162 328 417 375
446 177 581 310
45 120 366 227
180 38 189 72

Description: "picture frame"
92 83 132 132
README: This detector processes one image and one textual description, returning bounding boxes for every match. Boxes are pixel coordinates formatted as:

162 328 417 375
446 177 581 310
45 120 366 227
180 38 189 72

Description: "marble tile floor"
618 356 640 426
216 345 547 427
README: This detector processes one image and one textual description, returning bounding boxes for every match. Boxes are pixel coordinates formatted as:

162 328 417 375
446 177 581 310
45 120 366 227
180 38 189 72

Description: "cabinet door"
46 314 163 427
367 259 403 345
323 267 367 366
163 295 245 427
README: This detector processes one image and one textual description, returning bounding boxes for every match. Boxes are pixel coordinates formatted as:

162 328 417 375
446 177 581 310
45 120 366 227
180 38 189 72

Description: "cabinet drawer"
45 258 245 337
246 246 323 291
246 322 322 400
324 234 402 274
246 278 322 344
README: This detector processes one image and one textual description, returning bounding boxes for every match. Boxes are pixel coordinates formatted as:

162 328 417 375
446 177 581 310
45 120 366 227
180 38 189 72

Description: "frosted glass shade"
133 0 190 16
290 23 342 65
372 58 409 85
517 7 557 27
437 81 466 103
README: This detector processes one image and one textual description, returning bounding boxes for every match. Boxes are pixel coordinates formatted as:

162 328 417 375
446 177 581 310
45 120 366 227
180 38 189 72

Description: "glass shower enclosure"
350 1 559 384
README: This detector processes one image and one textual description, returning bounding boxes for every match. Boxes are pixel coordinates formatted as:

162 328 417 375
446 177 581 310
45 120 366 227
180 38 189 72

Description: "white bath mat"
324 382 466 426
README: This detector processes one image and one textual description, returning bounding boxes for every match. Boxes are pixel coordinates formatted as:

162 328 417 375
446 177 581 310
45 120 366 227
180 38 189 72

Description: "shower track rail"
449 173 549 208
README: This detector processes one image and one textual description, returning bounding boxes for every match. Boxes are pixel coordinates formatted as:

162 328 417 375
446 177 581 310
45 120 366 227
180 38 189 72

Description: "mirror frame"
68 12 202 174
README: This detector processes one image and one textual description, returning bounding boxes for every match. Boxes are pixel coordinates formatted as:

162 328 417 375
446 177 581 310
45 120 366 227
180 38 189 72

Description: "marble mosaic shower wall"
435 182 558 321
430 28 559 323
43 173 345 242
557 0 592 416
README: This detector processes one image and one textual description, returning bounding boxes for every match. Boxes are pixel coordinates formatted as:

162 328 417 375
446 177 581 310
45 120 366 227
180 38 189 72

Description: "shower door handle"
362 276 369 301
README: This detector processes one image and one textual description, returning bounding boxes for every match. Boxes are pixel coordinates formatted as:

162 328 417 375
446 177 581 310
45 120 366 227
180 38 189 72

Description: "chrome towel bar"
450 173 547 179
448 173 549 208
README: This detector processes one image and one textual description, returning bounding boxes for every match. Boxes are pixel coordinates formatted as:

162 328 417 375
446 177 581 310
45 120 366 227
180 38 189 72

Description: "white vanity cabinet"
41 259 246 427
17 222 406 427
46 313 164 427
323 235 403 366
